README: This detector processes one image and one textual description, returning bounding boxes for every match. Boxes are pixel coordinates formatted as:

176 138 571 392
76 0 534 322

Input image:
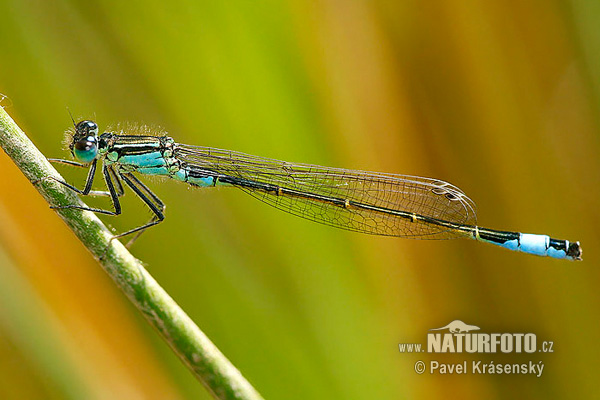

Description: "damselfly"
48 120 582 260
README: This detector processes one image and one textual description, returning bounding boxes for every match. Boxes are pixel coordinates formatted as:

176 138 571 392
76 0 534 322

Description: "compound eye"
76 120 98 136
73 136 98 163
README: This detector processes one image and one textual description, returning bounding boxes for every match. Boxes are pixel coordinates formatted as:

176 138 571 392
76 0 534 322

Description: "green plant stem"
0 107 264 400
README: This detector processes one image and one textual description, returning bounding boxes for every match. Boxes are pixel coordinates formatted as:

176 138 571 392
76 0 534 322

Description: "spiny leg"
126 173 164 209
111 171 165 248
52 158 98 194
51 162 122 216
50 161 164 247
45 158 123 198
108 166 125 196
119 172 165 247
47 158 89 168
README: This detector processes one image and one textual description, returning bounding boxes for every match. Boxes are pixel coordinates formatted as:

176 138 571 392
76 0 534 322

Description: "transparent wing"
175 145 477 239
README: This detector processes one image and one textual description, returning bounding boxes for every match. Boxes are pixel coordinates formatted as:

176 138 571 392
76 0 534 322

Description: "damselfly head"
69 120 99 163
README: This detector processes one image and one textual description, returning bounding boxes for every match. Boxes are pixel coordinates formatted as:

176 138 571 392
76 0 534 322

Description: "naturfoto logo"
399 320 554 377
427 320 537 353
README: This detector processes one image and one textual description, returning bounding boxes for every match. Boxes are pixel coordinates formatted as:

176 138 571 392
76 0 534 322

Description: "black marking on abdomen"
476 227 520 245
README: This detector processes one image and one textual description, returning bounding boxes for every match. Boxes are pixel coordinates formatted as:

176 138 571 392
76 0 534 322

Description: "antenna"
66 107 76 128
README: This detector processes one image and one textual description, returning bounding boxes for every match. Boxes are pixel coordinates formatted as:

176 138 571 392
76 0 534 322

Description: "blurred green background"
0 0 599 399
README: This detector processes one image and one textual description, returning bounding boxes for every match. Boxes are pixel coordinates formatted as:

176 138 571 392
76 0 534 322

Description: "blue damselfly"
48 120 582 260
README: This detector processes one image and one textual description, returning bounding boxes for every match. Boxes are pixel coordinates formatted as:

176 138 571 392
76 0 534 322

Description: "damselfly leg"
48 158 165 247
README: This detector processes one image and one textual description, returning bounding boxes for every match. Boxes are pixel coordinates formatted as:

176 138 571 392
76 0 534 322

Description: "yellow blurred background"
0 0 598 399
